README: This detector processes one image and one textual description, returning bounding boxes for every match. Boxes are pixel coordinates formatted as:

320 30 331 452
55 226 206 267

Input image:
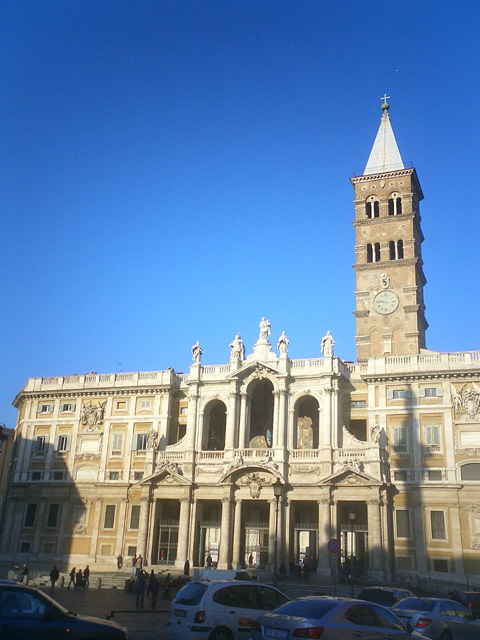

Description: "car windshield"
393 599 435 612
358 591 393 606
173 583 208 606
273 600 337 618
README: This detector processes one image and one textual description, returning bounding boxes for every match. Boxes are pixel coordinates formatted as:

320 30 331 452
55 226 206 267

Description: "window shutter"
387 389 393 399
436 387 443 397
54 435 60 451
405 389 411 398
131 434 138 451
418 388 426 398
65 436 71 452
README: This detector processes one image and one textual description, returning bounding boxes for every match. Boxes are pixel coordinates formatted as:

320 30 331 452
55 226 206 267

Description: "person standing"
147 570 160 608
84 565 90 589
135 554 143 576
206 554 213 568
76 568 84 589
131 555 137 578
20 564 29 585
117 554 123 570
49 565 59 593
183 559 190 576
67 567 76 589
136 570 147 609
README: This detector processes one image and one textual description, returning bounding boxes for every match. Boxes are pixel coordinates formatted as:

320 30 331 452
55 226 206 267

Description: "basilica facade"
2 102 480 586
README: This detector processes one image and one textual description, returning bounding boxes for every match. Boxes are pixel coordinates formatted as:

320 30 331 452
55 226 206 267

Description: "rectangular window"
130 505 141 530
60 403 76 412
180 406 188 415
20 542 31 553
55 435 71 452
396 510 410 538
42 542 54 554
133 433 148 451
24 504 37 528
115 401 127 411
425 425 441 452
109 471 120 481
392 389 411 399
31 471 42 481
427 470 442 481
424 388 437 397
104 505 116 529
111 433 123 455
134 471 144 481
419 387 443 398
39 404 54 413
46 504 59 528
350 400 366 409
35 436 48 454
392 426 408 453
127 545 137 556
139 399 152 410
394 470 408 482
53 471 64 481
431 511 446 540
433 558 449 573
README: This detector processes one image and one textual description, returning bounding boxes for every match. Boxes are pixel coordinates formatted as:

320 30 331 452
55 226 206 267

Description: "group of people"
279 557 315 581
66 565 90 590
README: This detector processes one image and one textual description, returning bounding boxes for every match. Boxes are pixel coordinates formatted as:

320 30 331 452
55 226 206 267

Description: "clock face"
373 290 399 315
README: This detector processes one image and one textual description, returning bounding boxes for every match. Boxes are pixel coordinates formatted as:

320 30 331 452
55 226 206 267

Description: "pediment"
226 360 280 382
318 466 383 488
141 461 191 486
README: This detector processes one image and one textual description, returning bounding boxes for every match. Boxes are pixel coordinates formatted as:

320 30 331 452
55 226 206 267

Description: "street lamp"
348 507 356 598
272 479 283 587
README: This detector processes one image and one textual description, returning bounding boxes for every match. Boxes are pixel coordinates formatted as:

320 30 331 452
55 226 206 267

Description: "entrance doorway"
245 526 269 568
158 525 178 564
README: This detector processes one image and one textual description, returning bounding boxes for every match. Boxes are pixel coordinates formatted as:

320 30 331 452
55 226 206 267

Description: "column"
31 499 47 554
277 390 287 449
225 391 238 450
1 498 21 554
186 389 199 450
137 489 151 558
284 498 291 563
332 379 340 449
56 500 70 557
413 497 428 572
232 499 242 569
277 497 285 565
322 387 332 448
317 499 331 574
268 499 276 567
272 391 280 447
449 504 465 574
115 499 128 556
218 498 232 569
89 499 103 558
175 497 191 568
367 500 382 574
238 393 247 449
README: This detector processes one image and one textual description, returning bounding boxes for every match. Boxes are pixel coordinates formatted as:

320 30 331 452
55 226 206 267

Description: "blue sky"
2 1 480 427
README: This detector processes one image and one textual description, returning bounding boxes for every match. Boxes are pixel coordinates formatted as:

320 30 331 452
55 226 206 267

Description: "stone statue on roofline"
259 317 271 342
229 334 245 361
191 340 204 364
321 330 335 357
277 331 289 356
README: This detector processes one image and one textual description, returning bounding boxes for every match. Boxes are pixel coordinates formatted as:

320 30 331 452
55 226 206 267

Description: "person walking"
84 565 90 589
136 570 147 609
49 565 59 593
67 567 76 589
147 570 160 608
76 568 84 589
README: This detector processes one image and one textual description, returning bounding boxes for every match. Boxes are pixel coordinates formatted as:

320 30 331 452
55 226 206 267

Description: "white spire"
364 97 404 175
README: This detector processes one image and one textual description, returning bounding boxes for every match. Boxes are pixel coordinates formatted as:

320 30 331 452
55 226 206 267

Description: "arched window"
367 243 381 263
389 240 404 260
365 197 379 219
367 244 373 263
203 400 227 451
374 242 380 262
248 379 274 448
294 396 320 449
461 463 480 481
388 193 402 216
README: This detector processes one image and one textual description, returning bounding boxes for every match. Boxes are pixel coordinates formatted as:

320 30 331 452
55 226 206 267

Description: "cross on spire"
381 93 390 104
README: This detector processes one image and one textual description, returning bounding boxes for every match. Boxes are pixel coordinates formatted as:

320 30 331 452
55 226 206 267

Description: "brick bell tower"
351 97 428 361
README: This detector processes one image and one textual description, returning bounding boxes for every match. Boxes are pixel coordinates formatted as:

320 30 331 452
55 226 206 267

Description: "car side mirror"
405 623 414 635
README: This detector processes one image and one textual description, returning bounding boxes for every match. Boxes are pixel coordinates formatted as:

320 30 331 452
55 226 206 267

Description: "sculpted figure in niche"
277 331 289 355
147 429 158 450
259 317 271 341
297 416 313 449
229 334 245 361
370 423 381 443
321 330 335 357
191 340 204 364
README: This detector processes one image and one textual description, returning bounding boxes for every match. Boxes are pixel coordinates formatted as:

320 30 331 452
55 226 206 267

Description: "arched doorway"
203 400 227 450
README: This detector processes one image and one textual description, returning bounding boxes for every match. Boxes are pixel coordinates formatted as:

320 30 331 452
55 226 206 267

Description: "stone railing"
22 370 184 392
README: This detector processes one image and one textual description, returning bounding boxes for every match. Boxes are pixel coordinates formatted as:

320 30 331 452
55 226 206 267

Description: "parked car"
250 595 430 640
456 591 480 617
357 586 416 607
392 597 480 640
0 581 128 639
167 580 289 640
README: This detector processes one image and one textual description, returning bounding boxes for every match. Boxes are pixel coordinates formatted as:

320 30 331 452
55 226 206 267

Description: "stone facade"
2 104 480 586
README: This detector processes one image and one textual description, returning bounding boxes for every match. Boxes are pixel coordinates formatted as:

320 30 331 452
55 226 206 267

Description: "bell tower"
351 98 428 361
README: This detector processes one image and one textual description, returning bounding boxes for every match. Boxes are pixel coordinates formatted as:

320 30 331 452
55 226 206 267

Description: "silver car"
250 596 429 640
392 598 480 640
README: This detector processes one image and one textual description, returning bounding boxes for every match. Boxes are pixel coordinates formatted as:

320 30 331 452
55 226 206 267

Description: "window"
60 403 76 412
53 471 64 481
24 504 37 528
130 505 140 529
180 407 188 415
425 425 441 452
388 195 402 216
365 197 379 219
392 426 408 453
134 471 144 481
20 542 31 553
433 558 449 573
351 400 366 409
111 433 123 455
461 463 480 481
31 471 42 481
115 400 127 411
427 469 442 481
109 471 120 481
388 388 411 399
132 433 148 451
127 545 137 556
55 435 71 452
46 504 59 528
394 470 408 482
34 436 48 454
389 240 404 260
103 505 116 529
39 404 54 413
430 510 446 540
367 243 381 263
419 387 443 398
43 542 54 554
396 510 410 538
139 399 152 410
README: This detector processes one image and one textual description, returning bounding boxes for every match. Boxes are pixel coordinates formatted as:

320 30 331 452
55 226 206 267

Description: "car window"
274 600 337 618
440 602 456 616
372 605 405 631
345 604 379 627
358 590 393 606
393 599 435 612
173 583 207 605
213 585 261 609
450 602 472 619
0 589 47 618
257 587 288 611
